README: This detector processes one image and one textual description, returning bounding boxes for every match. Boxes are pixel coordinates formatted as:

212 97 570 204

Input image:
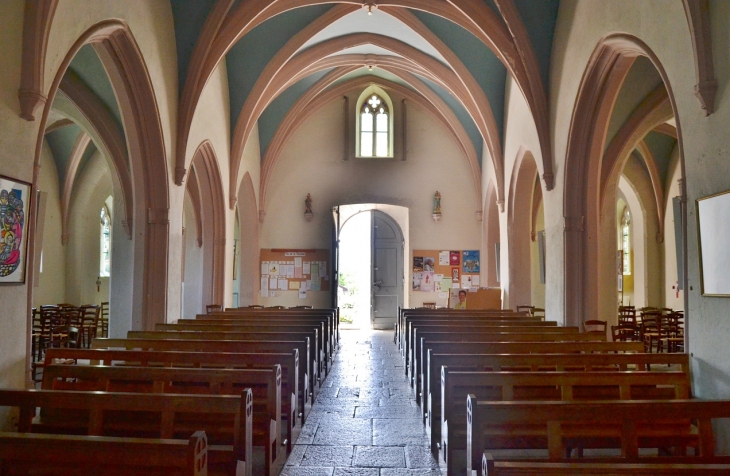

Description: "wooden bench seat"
411 331 605 404
161 321 330 375
439 370 691 474
467 399 730 476
426 352 689 432
128 330 320 391
43 347 302 427
41 364 284 471
418 341 643 408
92 338 314 406
0 430 207 475
0 388 253 476
481 453 730 475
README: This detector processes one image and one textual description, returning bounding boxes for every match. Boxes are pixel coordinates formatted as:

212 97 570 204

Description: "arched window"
100 205 111 277
621 207 631 275
356 86 394 158
360 94 389 157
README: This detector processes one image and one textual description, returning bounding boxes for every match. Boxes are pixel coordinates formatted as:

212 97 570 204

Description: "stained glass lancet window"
100 206 111 277
621 207 631 275
360 94 390 157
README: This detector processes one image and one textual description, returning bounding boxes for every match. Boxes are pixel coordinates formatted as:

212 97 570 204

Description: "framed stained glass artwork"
0 175 31 284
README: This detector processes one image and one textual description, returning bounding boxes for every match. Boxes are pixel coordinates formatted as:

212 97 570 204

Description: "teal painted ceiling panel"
409 9 506 143
417 75 483 166
258 68 333 158
514 0 560 89
226 4 333 135
644 130 677 184
45 123 81 187
68 45 124 133
171 0 217 96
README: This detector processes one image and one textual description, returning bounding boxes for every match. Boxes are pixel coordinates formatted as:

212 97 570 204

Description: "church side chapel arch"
236 172 260 307
482 181 501 288
28 20 170 344
563 33 686 326
507 148 540 310
187 141 227 308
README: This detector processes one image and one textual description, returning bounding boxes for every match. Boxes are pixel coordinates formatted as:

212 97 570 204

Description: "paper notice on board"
294 267 303 278
439 292 448 299
439 251 450 265
441 277 452 290
299 287 307 299
278 279 288 290
269 263 279 276
311 263 319 279
305 280 311 291
289 281 300 290
260 277 269 297
310 279 321 291
471 276 480 287
303 262 311 274
286 265 295 278
261 263 269 275
270 277 278 289
294 257 302 268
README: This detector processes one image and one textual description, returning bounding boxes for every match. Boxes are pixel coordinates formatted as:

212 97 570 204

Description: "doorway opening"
338 211 371 330
335 204 408 331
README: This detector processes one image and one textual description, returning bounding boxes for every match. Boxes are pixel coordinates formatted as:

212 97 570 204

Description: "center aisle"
281 329 442 475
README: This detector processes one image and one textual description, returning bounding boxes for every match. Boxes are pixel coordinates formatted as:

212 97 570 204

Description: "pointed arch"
482 180 500 288
508 147 539 309
189 140 227 307
28 20 170 337
562 33 686 325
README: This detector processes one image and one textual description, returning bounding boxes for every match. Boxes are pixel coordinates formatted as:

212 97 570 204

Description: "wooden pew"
405 323 573 380
0 388 252 476
185 317 334 372
467 399 730 476
203 308 339 355
43 347 302 429
398 311 536 353
0 430 207 476
426 352 689 436
158 322 329 379
93 337 314 407
481 453 730 475
441 370 691 474
398 309 531 342
128 330 321 391
412 331 604 403
42 364 283 473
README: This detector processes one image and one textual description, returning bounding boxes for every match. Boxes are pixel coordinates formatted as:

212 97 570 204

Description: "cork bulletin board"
260 249 330 295
411 249 481 293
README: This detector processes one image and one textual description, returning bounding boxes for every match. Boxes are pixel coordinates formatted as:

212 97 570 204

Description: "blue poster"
462 250 480 273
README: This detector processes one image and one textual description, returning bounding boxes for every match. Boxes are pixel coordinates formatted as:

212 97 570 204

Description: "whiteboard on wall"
697 190 730 296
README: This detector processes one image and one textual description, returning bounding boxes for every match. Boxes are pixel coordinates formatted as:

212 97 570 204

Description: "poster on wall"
462 250 480 273
412 272 422 291
439 251 450 265
424 257 435 271
0 175 31 284
450 251 460 266
420 271 435 292
451 267 460 285
413 256 423 272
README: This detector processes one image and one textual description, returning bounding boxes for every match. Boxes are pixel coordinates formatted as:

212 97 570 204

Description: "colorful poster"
0 176 30 283
439 251 450 266
462 250 480 273
424 257 435 271
450 251 460 266
420 271 435 292
451 267 460 284
413 256 424 272
450 288 468 309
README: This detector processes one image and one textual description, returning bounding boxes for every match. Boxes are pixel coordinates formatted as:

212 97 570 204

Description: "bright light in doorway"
338 211 372 330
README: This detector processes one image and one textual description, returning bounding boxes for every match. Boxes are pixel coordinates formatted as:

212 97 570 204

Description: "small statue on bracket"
432 191 442 222
304 193 314 221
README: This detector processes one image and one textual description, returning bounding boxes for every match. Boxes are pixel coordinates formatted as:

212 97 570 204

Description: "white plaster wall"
65 151 112 307
260 95 480 308
33 142 66 306
237 123 262 307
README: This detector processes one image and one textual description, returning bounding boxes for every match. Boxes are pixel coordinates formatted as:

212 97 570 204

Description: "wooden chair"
640 310 663 352
79 304 100 348
661 311 685 353
516 305 534 314
205 304 222 314
618 306 636 326
582 319 607 334
99 301 110 337
611 324 638 342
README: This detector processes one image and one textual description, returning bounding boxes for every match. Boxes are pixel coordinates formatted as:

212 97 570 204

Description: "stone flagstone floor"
280 329 443 475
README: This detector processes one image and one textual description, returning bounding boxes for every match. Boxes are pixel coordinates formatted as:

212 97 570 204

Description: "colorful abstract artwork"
0 176 30 283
